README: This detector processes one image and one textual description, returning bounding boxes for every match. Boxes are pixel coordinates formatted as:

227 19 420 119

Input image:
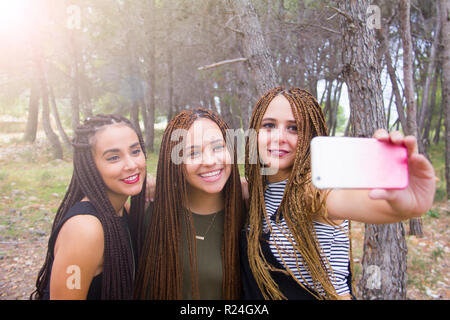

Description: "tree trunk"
386 91 393 128
34 48 63 160
145 67 156 153
70 31 80 133
23 77 40 143
423 66 440 146
323 79 332 120
399 0 425 237
234 51 251 129
126 36 144 138
144 0 156 153
78 58 94 119
229 0 277 96
130 99 142 137
418 1 441 134
49 85 72 149
433 77 444 144
377 28 408 133
339 0 407 299
399 0 417 138
440 0 450 199
166 11 175 122
341 10 386 135
331 81 343 136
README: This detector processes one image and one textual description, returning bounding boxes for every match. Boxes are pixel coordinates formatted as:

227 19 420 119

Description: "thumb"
368 189 398 201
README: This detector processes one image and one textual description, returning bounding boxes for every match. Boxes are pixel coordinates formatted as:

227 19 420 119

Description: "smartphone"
310 137 409 189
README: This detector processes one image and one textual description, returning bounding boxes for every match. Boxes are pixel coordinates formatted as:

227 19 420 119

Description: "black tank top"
42 201 107 300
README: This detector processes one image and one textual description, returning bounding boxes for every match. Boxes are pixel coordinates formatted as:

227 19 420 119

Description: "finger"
373 128 389 141
388 131 405 145
368 189 398 201
403 135 418 157
409 153 436 179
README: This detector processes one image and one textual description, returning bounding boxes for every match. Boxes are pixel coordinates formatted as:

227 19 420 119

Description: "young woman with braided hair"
241 87 436 300
31 114 147 300
134 108 244 300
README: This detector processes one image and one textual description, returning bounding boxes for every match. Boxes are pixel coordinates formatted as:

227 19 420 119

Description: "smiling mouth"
199 169 223 182
121 174 140 184
268 149 289 157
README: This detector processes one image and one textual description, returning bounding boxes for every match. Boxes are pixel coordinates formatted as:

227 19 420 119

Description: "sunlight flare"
0 0 33 33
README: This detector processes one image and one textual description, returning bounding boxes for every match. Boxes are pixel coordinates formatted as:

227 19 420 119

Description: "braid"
245 87 351 300
134 108 243 300
31 114 147 300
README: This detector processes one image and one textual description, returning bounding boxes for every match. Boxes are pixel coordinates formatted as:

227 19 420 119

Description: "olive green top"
181 210 224 300
142 204 224 299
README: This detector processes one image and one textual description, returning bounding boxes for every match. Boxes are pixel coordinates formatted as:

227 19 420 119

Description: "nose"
202 148 217 166
123 154 138 171
272 127 287 144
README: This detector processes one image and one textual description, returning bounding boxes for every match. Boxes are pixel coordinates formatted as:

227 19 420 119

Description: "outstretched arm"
326 129 436 224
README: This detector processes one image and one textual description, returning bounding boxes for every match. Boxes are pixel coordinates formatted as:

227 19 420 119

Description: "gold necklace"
195 211 219 241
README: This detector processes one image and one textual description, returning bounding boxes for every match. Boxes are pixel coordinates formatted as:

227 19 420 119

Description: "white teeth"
200 170 221 177
270 150 287 156
124 174 138 181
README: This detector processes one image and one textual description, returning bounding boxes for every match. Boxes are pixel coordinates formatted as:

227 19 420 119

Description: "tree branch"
327 5 354 23
197 57 248 71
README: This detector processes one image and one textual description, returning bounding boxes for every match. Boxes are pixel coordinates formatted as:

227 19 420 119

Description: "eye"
261 122 275 130
287 125 298 132
131 148 141 156
106 155 120 161
212 144 225 152
189 150 201 158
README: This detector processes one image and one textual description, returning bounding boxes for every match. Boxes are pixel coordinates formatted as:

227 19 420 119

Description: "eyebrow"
185 139 224 150
102 142 140 156
262 117 296 123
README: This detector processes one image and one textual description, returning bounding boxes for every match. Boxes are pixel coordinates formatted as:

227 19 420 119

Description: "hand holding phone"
311 130 436 220
311 137 409 189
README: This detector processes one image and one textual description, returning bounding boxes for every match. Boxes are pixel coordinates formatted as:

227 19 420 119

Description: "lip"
268 149 290 157
121 173 140 184
198 168 224 183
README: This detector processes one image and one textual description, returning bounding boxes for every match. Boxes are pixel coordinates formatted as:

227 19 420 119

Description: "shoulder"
62 214 103 237
54 214 104 257
50 211 104 299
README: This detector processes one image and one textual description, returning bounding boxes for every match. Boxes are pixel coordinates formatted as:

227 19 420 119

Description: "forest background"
0 0 448 299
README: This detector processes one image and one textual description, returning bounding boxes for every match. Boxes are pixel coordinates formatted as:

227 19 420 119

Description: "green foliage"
426 209 440 219
0 170 8 182
336 104 348 133
0 94 28 119
431 247 444 261
428 140 446 202
320 102 348 135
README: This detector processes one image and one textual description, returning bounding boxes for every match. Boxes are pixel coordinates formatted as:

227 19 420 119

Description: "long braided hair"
245 87 352 300
134 108 243 300
31 114 147 300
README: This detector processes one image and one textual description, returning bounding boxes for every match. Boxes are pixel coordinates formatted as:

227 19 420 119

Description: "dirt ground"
350 202 449 300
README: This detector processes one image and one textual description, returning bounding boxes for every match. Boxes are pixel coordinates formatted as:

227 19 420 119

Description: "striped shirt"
262 179 351 296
